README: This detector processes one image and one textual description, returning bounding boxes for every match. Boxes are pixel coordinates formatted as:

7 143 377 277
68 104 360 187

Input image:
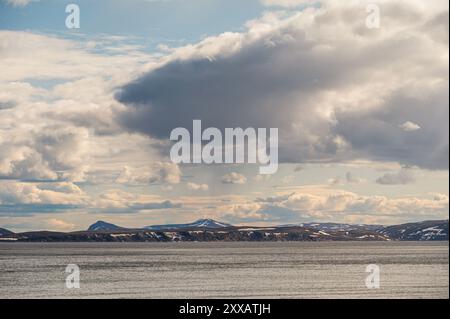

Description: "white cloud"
0 181 87 206
261 0 315 7
47 218 75 231
222 172 247 184
251 190 449 224
399 121 421 132
0 31 160 185
205 188 448 225
187 182 209 191
282 175 295 184
115 162 181 185
93 189 180 213
328 177 343 186
4 0 33 7
216 202 265 221
0 31 149 82
0 125 90 182
254 174 272 182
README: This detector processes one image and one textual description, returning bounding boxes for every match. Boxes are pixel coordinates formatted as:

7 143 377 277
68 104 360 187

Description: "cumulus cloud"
153 162 182 184
282 175 295 184
0 30 184 222
0 181 86 206
399 121 421 132
0 181 87 216
261 0 315 7
215 202 267 223
209 189 448 225
187 182 209 191
93 189 181 213
254 174 272 182
0 144 58 181
117 0 448 170
4 0 33 7
0 125 90 182
345 171 364 184
0 31 158 186
221 172 247 184
376 168 416 185
115 162 181 185
248 190 449 224
47 218 75 231
328 176 344 186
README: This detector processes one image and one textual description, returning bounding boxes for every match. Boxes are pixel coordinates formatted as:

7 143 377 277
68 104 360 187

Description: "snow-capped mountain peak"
145 219 232 230
88 221 124 232
0 227 14 236
191 219 232 228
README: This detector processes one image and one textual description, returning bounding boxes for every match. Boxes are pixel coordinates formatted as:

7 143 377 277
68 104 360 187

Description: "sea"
0 241 448 299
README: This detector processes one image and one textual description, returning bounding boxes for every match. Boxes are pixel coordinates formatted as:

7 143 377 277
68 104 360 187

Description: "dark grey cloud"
256 192 294 203
116 4 449 169
0 204 81 216
345 171 363 184
334 88 449 170
116 36 329 138
376 168 416 185
129 200 181 210
90 200 181 215
0 100 17 110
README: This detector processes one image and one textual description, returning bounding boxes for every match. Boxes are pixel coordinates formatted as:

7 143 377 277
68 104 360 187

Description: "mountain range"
0 219 448 242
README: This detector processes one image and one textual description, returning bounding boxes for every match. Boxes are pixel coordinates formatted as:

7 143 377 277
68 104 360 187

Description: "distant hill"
378 220 449 241
87 221 125 232
145 219 232 230
0 228 14 236
285 222 383 232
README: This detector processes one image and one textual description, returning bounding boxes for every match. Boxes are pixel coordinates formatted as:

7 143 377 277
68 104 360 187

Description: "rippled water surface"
0 242 448 298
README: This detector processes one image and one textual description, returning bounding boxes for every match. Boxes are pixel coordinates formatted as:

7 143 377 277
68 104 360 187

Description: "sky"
0 0 448 232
